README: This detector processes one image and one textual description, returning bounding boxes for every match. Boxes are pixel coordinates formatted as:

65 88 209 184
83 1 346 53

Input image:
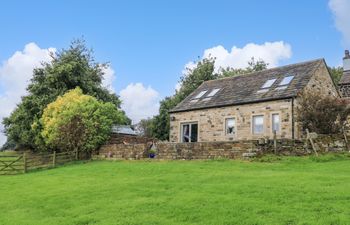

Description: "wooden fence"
0 151 78 175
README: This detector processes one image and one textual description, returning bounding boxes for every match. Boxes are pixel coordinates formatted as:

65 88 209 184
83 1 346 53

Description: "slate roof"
339 70 350 84
170 59 328 113
112 125 137 136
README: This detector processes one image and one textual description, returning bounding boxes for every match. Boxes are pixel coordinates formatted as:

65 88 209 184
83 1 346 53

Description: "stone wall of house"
94 135 348 160
169 99 294 142
303 61 339 97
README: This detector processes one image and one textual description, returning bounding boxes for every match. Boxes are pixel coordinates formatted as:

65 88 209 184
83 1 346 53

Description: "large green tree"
41 87 125 153
151 57 268 140
3 40 129 150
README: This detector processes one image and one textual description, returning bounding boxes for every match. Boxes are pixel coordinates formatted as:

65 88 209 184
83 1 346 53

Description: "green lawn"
1 154 350 225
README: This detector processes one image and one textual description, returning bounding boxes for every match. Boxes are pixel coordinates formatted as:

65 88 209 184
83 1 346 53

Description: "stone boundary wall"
94 134 348 160
107 134 155 145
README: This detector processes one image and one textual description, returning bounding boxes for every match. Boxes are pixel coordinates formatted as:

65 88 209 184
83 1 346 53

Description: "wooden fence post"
273 130 277 154
342 125 349 152
52 151 56 167
306 129 318 156
23 152 27 173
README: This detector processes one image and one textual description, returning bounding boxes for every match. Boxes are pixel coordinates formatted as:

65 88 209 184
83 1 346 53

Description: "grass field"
1 154 350 225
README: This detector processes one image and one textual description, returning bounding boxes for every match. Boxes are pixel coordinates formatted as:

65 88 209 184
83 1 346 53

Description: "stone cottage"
169 58 342 143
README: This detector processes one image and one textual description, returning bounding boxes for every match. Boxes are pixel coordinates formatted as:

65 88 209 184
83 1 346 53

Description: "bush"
296 90 350 134
40 87 126 153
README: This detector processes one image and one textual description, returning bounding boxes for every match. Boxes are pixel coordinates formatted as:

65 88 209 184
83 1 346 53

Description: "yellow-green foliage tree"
40 87 125 153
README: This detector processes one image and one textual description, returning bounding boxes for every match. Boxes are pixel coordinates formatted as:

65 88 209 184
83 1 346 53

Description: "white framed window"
207 88 220 97
272 113 280 133
193 90 207 99
279 75 294 86
252 115 264 134
225 118 236 136
181 122 198 142
261 78 277 89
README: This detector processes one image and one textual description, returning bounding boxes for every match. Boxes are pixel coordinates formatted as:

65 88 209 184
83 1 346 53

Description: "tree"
152 96 181 140
40 87 125 153
219 57 268 78
296 90 349 134
177 57 219 99
134 118 155 137
3 39 129 150
152 57 217 140
151 57 268 140
0 138 16 151
328 66 343 86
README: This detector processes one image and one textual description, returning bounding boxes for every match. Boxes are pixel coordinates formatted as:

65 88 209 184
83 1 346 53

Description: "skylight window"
279 75 294 86
261 79 277 89
193 90 207 99
207 88 220 97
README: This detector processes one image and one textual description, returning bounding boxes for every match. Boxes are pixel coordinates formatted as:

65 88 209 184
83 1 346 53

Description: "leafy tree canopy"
40 87 126 153
3 39 129 150
219 57 268 78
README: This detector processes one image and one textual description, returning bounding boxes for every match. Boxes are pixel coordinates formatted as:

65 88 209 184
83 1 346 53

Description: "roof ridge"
205 58 324 83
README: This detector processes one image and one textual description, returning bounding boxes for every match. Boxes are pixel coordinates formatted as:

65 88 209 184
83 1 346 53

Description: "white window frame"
180 122 198 143
261 78 277 89
279 75 294 86
271 113 280 134
252 115 264 135
207 88 221 97
193 90 207 99
225 117 236 136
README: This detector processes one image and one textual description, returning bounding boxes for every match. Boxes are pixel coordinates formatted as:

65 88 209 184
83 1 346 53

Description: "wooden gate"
0 151 78 175
0 155 24 175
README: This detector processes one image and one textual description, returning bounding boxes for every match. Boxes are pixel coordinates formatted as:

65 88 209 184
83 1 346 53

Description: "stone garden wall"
94 134 348 160
107 134 155 145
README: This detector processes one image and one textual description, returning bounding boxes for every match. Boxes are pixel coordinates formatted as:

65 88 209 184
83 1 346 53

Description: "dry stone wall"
94 134 348 160
107 134 155 145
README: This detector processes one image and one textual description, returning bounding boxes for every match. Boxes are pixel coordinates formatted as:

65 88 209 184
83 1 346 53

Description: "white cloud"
101 65 116 93
176 41 292 91
329 0 350 46
0 43 55 147
203 41 292 71
119 83 160 124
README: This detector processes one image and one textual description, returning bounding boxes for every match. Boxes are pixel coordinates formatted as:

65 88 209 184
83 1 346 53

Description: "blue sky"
0 0 350 145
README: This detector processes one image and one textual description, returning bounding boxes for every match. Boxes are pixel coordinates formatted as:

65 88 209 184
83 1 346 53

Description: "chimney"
344 50 350 71
339 50 350 98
